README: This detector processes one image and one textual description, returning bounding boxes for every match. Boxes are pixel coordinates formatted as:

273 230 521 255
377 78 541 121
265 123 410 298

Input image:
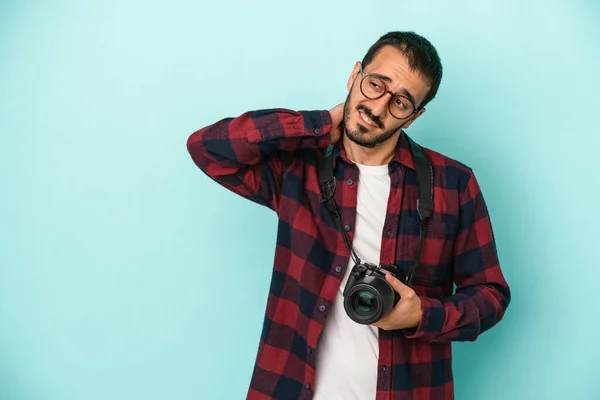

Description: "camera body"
342 262 401 325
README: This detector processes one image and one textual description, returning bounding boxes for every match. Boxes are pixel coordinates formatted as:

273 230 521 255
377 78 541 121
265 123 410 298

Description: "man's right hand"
328 102 345 145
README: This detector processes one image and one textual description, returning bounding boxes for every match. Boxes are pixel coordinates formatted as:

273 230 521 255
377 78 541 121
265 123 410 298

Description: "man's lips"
358 110 379 129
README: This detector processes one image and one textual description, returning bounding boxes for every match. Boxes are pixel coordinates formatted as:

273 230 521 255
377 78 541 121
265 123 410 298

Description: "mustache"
356 105 384 129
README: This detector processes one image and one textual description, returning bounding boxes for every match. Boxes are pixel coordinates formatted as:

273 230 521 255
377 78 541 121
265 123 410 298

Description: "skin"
329 45 431 166
328 45 433 330
375 273 423 330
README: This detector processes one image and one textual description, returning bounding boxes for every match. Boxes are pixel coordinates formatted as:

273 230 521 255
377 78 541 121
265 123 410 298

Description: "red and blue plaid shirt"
187 108 511 400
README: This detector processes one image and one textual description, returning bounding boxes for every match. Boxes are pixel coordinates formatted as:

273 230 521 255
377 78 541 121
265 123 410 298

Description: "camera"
342 262 401 325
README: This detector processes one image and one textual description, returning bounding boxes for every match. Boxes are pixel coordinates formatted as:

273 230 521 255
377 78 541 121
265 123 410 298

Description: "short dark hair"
361 31 443 109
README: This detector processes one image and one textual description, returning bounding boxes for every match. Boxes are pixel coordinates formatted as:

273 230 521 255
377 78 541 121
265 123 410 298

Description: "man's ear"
400 107 426 129
347 61 361 91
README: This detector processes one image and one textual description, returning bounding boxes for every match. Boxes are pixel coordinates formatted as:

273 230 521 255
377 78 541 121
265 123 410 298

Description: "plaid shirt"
187 108 511 400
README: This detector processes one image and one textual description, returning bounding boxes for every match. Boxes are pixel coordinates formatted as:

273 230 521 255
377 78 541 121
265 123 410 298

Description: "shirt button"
382 366 387 371
319 305 326 312
307 347 312 354
305 383 311 389
344 224 351 232
335 265 342 273
386 229 392 236
315 129 321 134
347 178 354 185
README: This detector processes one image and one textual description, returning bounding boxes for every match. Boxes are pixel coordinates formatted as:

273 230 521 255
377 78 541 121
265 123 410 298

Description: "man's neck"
342 134 400 166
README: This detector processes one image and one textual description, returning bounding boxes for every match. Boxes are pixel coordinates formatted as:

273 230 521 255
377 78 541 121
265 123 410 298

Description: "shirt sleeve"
186 108 332 211
403 168 511 342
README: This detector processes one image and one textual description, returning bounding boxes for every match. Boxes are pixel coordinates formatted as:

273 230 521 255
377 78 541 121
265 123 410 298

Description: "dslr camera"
342 262 401 324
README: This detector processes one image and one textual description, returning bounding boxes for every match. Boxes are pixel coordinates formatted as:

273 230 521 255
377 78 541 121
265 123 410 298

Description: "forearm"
404 169 511 342
187 108 332 173
186 108 333 210
404 281 510 342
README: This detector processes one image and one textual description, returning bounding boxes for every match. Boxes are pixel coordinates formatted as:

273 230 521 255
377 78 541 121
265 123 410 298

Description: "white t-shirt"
313 162 391 400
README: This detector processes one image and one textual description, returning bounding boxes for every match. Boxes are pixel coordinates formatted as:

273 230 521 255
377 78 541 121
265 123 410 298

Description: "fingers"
385 272 412 296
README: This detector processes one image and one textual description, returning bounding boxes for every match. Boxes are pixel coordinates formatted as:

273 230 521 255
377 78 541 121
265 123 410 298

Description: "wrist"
406 299 423 328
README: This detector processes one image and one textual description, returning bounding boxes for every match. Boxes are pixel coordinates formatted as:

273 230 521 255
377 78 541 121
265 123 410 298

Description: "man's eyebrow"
371 73 418 106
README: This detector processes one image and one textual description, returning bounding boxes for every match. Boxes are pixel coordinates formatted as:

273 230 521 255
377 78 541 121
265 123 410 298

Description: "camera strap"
317 134 433 286
317 145 363 266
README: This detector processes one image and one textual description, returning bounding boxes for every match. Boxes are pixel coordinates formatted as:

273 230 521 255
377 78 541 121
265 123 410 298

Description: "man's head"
343 31 443 148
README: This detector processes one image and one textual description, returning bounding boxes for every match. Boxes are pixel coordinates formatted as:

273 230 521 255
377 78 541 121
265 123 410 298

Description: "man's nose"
368 93 391 120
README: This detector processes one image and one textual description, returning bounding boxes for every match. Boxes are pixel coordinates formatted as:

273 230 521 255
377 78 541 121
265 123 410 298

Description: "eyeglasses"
358 65 419 120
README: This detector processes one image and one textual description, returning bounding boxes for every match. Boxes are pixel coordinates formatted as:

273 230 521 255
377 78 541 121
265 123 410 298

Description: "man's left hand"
372 273 423 331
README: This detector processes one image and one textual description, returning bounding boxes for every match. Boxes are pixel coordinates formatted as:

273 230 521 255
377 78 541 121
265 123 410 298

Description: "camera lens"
343 275 396 324
356 290 375 312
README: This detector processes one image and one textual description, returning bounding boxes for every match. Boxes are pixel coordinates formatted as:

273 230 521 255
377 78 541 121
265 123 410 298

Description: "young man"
187 31 511 400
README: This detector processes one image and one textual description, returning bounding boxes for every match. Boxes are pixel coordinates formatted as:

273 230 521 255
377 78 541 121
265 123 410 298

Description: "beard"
342 92 400 149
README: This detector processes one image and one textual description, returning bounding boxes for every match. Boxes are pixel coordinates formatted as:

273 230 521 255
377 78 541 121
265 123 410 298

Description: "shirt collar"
332 129 416 170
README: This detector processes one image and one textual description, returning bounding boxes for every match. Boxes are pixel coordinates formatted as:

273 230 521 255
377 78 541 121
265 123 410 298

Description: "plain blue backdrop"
1 0 599 399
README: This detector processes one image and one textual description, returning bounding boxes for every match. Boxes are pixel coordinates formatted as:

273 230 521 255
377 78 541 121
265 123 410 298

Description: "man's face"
343 46 431 148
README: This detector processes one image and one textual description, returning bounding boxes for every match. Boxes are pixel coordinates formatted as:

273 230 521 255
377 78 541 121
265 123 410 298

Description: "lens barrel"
343 274 396 324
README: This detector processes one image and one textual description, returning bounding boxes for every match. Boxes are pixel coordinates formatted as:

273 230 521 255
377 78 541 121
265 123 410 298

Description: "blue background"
1 0 599 399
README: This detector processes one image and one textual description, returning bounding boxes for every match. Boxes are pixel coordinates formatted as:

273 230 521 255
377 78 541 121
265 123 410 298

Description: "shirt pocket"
402 215 458 288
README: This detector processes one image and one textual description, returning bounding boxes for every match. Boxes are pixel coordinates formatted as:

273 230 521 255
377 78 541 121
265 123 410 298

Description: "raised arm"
186 108 334 211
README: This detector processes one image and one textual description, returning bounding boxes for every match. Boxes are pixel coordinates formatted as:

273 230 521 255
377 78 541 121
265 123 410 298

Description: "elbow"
482 282 511 333
186 128 203 157
186 127 213 171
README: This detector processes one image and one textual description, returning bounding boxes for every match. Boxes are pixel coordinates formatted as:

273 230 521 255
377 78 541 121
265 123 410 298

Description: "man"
187 31 510 400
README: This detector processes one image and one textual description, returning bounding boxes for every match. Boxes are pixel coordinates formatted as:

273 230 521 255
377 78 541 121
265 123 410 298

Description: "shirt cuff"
247 109 332 148
301 110 333 135
402 296 445 339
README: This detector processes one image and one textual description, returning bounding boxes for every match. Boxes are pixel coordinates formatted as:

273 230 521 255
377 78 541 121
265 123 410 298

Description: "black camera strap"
317 135 433 286
317 145 363 266
405 135 433 286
